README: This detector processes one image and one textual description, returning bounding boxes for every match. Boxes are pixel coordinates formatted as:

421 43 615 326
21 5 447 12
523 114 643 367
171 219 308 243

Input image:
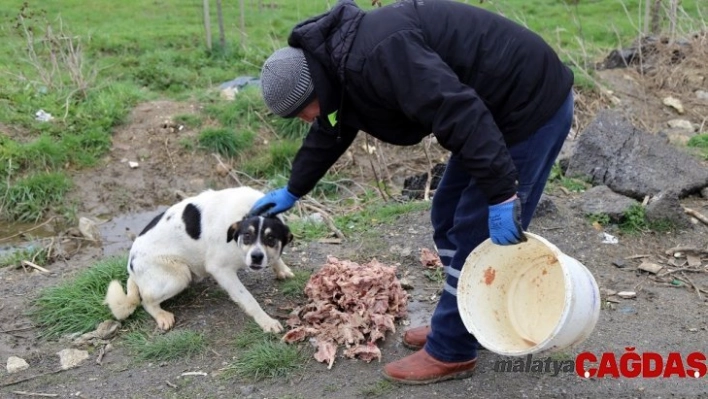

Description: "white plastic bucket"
457 232 600 356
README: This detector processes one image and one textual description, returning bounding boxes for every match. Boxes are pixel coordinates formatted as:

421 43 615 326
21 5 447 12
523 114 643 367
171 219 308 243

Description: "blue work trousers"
424 91 575 362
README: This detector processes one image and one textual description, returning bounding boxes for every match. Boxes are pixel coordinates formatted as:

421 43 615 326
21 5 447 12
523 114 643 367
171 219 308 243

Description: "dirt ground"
1 46 708 398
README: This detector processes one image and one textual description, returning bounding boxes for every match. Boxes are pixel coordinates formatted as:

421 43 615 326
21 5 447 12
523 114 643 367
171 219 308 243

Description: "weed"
279 270 311 298
619 204 648 234
28 255 145 338
687 134 708 159
0 172 72 222
124 330 206 362
198 127 254 157
587 213 611 227
687 133 708 148
423 267 445 283
360 380 395 397
225 340 306 381
547 162 587 193
11 3 97 96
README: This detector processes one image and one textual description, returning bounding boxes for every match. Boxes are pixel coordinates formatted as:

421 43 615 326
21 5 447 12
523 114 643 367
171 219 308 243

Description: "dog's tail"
104 277 141 320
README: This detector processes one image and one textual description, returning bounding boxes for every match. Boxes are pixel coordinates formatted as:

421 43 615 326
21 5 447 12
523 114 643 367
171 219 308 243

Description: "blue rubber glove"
250 187 299 217
488 197 527 245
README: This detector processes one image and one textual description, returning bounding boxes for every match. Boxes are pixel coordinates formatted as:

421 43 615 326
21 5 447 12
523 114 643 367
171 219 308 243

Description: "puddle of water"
99 206 168 257
0 220 56 258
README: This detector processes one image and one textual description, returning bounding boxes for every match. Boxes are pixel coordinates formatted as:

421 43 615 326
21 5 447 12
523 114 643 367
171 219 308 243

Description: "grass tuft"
228 320 306 380
28 255 144 338
279 270 311 298
234 320 280 348
0 172 72 222
124 330 206 362
225 339 306 381
198 127 254 157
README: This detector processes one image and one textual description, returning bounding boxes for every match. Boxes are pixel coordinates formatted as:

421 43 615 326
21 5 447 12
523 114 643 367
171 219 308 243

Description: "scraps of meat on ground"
282 256 409 369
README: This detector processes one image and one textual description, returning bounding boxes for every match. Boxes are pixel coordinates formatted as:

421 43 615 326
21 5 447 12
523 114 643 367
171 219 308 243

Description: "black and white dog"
104 187 294 332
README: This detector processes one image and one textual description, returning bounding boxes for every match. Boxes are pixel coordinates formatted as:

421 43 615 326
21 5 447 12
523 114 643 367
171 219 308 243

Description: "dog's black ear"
284 224 294 245
226 222 240 243
287 231 294 245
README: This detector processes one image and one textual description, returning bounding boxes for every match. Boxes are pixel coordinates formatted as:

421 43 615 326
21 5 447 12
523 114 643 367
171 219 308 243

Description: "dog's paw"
275 268 295 280
257 316 284 333
155 311 175 331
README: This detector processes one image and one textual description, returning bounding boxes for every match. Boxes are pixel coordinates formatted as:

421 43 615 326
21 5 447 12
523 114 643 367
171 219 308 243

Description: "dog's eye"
264 235 276 246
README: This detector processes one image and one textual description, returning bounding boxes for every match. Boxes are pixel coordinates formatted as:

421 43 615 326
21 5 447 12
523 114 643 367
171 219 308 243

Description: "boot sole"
402 341 487 351
402 340 424 351
382 365 477 385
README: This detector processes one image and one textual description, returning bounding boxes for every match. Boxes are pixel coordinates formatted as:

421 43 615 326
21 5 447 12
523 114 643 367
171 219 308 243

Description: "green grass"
336 199 432 236
227 320 307 380
687 133 708 159
28 255 144 339
289 198 432 241
198 127 255 157
225 339 306 381
0 0 704 224
279 270 311 297
0 172 73 222
546 162 588 194
619 204 649 234
233 320 280 348
124 330 206 362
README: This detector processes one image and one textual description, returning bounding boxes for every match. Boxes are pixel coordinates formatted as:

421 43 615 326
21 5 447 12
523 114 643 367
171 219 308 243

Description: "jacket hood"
287 0 365 117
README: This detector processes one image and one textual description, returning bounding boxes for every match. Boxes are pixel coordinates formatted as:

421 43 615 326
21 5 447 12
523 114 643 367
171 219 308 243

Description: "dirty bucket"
457 232 600 356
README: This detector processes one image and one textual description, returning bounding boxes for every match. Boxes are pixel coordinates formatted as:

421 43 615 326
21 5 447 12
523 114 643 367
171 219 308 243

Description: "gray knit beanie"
261 47 316 118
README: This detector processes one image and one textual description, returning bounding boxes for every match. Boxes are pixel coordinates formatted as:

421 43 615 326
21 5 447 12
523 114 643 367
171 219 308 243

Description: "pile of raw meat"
282 256 409 369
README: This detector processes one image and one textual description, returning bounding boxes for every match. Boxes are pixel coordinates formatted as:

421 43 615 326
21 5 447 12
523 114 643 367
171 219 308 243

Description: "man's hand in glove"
249 187 299 217
488 195 527 245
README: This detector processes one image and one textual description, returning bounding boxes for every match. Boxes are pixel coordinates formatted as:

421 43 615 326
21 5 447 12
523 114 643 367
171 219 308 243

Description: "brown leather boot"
402 325 431 350
383 349 477 384
402 325 488 351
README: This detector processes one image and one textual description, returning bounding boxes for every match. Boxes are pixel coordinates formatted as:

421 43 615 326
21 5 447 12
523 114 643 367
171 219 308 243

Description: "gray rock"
581 185 638 222
534 194 559 218
566 110 708 199
696 90 708 101
645 190 692 229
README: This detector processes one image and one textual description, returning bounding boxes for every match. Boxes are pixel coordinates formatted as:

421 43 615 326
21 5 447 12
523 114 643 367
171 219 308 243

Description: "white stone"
662 96 685 114
6 356 29 373
667 119 695 131
696 90 708 101
57 348 89 370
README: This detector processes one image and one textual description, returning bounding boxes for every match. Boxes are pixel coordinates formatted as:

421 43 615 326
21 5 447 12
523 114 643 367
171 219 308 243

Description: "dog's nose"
251 252 264 264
